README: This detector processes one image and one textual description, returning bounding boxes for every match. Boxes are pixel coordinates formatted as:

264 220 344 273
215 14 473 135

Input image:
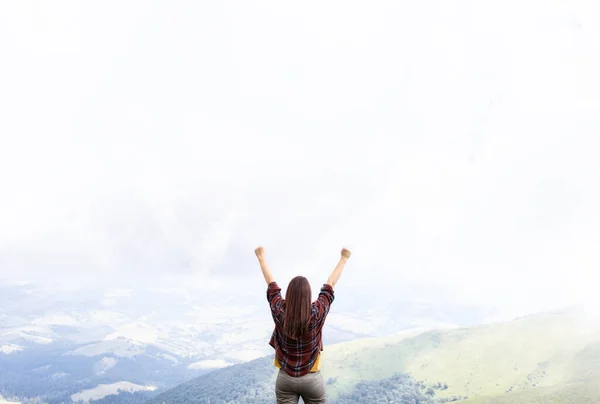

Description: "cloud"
0 0 599 315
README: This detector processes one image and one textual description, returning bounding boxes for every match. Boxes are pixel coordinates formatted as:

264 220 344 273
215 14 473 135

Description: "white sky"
1 1 599 316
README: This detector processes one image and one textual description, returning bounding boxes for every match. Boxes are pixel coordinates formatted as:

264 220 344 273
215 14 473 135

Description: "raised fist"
341 248 351 259
254 246 265 259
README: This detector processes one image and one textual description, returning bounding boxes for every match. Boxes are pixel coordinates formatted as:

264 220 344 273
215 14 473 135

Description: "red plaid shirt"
267 281 335 377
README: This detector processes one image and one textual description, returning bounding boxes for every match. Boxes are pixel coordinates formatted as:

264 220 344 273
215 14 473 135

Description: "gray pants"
275 369 327 404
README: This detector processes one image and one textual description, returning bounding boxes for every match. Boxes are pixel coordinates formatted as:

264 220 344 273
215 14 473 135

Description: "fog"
1 0 599 320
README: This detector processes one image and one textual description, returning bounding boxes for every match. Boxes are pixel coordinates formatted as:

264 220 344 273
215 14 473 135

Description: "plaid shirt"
267 281 335 377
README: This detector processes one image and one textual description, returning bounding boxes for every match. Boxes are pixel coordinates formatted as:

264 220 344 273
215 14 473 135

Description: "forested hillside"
332 374 466 404
146 365 456 404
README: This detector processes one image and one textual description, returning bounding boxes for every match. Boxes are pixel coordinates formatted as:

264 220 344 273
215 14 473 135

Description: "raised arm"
327 248 351 288
255 246 275 285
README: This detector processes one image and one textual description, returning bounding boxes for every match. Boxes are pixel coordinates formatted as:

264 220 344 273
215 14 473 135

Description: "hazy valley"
0 279 490 403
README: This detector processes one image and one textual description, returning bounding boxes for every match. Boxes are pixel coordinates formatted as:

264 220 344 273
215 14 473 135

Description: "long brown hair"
283 276 312 339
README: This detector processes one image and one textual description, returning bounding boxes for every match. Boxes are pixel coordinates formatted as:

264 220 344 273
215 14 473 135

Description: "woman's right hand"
255 246 265 260
328 248 351 287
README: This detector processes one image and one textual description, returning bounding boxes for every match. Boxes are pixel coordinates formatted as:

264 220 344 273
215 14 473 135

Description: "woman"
254 246 351 404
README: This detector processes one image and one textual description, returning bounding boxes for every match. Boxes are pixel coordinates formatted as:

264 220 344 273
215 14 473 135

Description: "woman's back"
267 280 335 377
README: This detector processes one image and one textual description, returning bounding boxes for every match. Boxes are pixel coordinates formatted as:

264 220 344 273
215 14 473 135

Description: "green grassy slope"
460 382 600 404
460 339 600 403
319 308 600 401
148 307 600 403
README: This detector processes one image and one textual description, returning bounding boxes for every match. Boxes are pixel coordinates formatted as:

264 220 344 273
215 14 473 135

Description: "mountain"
1 280 487 403
0 281 268 404
147 306 600 403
